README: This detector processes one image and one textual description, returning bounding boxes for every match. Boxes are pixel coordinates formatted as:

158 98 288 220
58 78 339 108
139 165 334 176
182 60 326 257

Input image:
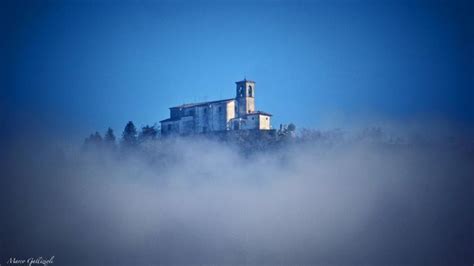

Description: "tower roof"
235 78 255 84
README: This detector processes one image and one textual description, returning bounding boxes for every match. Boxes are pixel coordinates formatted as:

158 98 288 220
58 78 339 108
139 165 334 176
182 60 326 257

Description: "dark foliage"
121 121 138 148
84 121 299 154
104 127 116 149
139 124 159 143
83 131 103 149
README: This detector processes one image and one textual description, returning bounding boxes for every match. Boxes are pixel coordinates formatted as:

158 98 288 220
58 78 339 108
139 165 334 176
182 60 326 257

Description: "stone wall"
259 115 271 130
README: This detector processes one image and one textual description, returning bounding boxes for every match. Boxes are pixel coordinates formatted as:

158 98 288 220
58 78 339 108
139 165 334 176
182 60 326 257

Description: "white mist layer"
0 128 473 265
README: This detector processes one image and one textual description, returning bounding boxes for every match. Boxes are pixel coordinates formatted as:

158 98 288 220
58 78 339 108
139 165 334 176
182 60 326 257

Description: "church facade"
160 79 272 136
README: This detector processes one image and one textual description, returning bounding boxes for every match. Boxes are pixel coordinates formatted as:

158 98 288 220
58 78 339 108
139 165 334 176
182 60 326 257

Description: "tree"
278 123 296 137
104 127 116 149
287 123 296 132
121 121 138 147
84 131 103 149
104 127 116 142
93 131 103 142
139 124 158 142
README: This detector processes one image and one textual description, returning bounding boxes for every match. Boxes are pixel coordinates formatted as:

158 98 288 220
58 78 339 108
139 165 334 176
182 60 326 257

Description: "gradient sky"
1 0 473 140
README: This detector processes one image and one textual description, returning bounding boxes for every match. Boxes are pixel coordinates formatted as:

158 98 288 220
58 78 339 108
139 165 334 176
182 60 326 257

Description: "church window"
248 86 253 97
218 106 222 112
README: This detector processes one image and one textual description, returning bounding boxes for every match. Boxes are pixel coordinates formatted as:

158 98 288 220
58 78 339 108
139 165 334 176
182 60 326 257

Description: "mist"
0 125 473 266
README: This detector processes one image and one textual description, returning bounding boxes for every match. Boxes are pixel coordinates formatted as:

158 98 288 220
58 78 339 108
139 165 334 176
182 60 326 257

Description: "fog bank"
0 127 473 265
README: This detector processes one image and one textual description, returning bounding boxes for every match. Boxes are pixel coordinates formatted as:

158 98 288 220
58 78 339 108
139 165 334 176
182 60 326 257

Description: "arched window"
248 85 253 97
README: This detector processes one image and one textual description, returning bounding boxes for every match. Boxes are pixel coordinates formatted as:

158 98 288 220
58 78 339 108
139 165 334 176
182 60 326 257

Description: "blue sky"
1 0 473 139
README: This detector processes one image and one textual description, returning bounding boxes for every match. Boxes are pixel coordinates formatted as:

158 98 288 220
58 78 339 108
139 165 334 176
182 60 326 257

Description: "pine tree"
93 132 103 143
139 124 158 142
104 127 116 149
83 132 103 150
121 121 138 148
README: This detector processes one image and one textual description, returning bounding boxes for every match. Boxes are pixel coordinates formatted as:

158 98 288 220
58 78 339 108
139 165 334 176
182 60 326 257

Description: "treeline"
84 121 159 150
84 121 297 153
84 120 440 157
84 121 473 157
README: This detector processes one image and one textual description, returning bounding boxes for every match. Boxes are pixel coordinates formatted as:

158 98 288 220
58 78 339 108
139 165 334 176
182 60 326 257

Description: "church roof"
246 111 272 116
160 117 180 123
169 98 235 109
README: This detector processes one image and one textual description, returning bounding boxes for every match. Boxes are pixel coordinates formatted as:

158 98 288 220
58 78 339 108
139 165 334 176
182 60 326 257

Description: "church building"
160 79 272 136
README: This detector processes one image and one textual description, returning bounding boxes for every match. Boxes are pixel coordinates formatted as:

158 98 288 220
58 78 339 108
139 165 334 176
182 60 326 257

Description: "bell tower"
235 79 255 117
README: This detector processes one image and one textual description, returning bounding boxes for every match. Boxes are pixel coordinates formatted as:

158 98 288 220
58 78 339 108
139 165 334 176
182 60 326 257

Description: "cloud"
0 127 472 265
